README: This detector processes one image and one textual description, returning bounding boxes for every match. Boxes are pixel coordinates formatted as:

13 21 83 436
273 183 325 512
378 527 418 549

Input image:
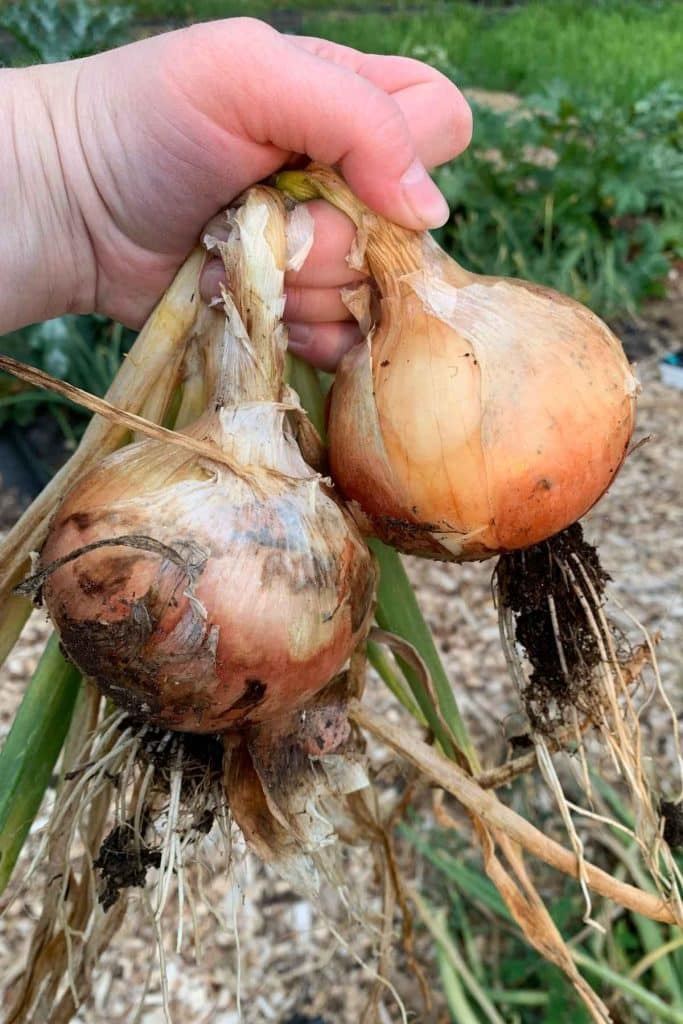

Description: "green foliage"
0 0 133 65
0 317 135 441
302 1 683 106
120 0 421 19
0 635 81 894
434 82 683 316
408 819 683 1023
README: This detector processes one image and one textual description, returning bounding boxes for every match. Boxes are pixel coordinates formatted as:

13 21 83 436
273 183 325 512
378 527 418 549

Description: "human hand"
1 19 471 367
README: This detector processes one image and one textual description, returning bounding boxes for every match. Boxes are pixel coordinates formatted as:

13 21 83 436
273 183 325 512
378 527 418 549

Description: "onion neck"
205 187 288 409
276 163 471 293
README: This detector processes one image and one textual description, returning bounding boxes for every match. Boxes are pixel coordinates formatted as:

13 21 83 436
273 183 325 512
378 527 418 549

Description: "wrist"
0 64 96 336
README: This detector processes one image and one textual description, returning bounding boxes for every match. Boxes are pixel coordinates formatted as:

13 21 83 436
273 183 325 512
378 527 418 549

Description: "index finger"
290 37 472 168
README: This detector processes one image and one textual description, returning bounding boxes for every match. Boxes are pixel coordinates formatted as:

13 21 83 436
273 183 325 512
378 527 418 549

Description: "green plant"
302 1 683 107
434 82 683 316
407 808 683 1024
0 317 135 445
0 0 133 66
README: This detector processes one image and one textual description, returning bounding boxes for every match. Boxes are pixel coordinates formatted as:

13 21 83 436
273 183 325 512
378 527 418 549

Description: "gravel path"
0 304 681 1022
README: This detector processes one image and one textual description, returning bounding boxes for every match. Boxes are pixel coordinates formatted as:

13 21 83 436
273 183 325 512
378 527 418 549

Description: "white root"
496 536 682 920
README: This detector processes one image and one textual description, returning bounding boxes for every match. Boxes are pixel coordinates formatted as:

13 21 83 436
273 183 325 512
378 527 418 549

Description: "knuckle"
307 39 340 64
427 79 474 157
363 95 410 153
175 18 276 60
284 287 304 320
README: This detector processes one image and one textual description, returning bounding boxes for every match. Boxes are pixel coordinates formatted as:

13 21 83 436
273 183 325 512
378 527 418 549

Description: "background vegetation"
1 0 681 442
1 2 682 1021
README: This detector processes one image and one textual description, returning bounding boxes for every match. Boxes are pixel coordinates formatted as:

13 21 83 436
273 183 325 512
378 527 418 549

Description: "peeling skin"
223 673 367 891
44 452 374 733
285 203 315 272
37 188 382 733
328 341 411 520
41 412 376 733
40 186 377 733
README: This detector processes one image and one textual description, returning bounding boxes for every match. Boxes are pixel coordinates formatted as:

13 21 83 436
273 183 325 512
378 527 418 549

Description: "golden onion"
278 165 638 561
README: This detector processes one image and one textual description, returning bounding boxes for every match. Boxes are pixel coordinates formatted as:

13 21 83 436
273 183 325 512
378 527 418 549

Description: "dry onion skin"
37 187 376 732
278 164 638 561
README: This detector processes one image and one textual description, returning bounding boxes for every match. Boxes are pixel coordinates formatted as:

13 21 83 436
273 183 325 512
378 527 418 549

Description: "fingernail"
400 159 450 227
287 323 313 348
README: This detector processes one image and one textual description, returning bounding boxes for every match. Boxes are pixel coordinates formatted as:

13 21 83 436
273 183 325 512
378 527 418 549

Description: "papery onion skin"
41 409 375 732
279 166 638 562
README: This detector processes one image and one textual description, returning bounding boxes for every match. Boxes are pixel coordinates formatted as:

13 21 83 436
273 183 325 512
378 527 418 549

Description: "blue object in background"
659 349 683 390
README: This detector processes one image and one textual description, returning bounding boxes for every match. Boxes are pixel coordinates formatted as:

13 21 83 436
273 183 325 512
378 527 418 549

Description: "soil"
495 523 610 732
94 819 163 912
0 294 681 1022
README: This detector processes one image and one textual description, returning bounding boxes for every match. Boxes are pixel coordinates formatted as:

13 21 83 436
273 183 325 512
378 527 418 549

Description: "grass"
302 1 683 104
109 0 683 105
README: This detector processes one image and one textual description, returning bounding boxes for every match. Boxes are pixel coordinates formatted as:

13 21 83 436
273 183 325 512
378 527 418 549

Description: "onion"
278 165 638 561
39 187 376 732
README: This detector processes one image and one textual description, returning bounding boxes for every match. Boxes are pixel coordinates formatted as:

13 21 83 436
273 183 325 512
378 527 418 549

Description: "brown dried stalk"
349 700 680 926
0 354 250 476
5 685 114 1023
348 787 432 1018
475 824 611 1023
430 794 611 1022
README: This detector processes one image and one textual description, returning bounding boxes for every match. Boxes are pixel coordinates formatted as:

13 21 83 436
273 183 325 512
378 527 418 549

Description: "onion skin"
41 411 375 732
278 165 638 561
330 267 637 559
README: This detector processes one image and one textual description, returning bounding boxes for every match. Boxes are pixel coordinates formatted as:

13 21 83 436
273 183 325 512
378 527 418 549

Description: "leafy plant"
0 316 135 443
0 0 133 66
434 82 683 317
302 1 683 107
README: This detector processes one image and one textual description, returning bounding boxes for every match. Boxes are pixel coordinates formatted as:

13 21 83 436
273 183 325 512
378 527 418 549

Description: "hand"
1 19 471 368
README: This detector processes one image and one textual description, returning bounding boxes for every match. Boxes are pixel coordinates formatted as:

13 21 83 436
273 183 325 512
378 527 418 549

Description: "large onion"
278 165 638 561
39 188 376 731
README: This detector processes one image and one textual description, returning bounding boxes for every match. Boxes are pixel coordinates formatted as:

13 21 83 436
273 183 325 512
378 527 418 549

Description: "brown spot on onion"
229 679 267 712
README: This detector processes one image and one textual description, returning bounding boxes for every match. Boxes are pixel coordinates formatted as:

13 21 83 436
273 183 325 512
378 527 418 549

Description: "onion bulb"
278 165 638 561
39 187 376 731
